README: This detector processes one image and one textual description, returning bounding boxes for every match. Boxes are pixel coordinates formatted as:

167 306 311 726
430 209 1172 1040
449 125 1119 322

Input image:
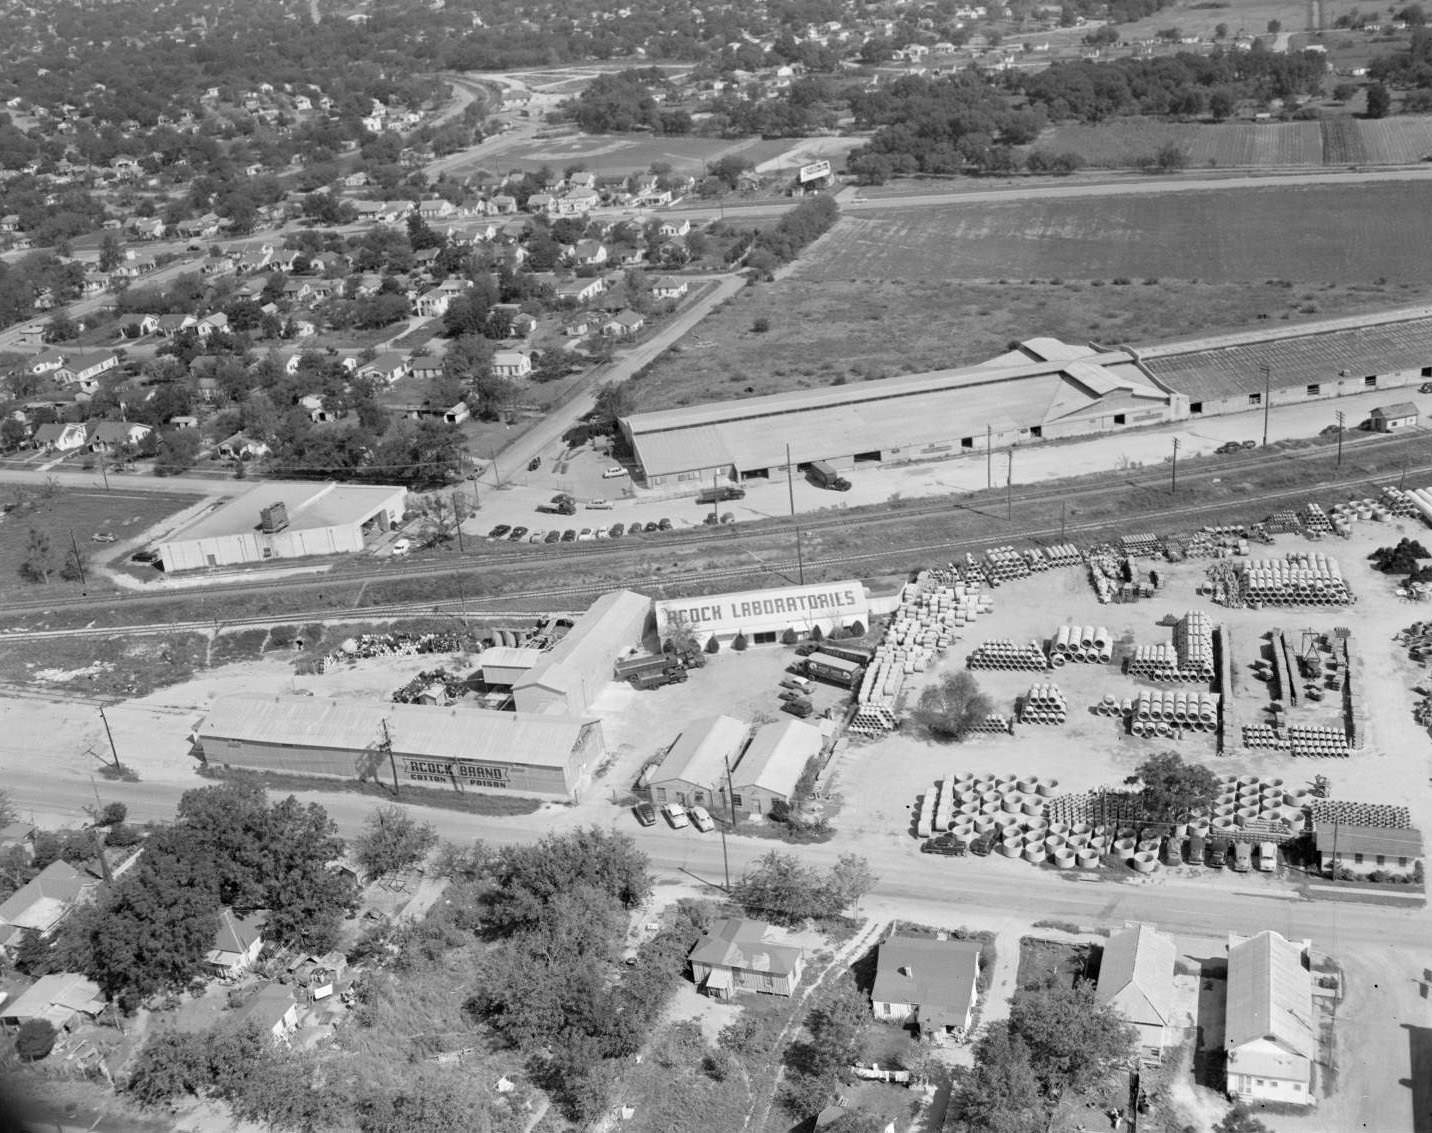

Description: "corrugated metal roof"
872 935 982 1020
688 917 802 976
198 693 588 770
162 482 405 543
1312 822 1423 858
656 715 748 789
1095 923 1176 1028
1225 931 1315 1062
479 645 545 669
1373 402 1419 418
1141 311 1432 403
732 719 823 798
516 589 650 696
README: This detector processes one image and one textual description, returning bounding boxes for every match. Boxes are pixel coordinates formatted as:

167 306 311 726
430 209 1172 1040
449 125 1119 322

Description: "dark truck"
805 651 865 688
696 483 746 505
614 653 688 690
807 460 851 492
536 493 577 516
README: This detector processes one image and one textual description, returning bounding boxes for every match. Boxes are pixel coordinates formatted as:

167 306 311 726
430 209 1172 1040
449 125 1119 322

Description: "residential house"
206 908 265 976
289 315 318 338
650 276 689 301
1370 402 1419 432
280 279 313 304
414 288 451 318
416 198 455 220
602 309 645 338
564 314 594 337
17 324 46 347
87 421 153 454
871 933 983 1042
527 193 555 215
688 917 804 999
299 394 333 423
408 355 445 382
358 352 410 386
658 218 692 238
571 239 608 267
0 973 106 1033
28 347 66 375
569 171 597 190
0 214 18 232
217 433 270 460
155 313 196 337
56 351 119 386
129 217 164 240
729 719 824 817
33 422 89 453
168 415 199 430
1094 923 1178 1060
1312 823 1423 878
0 861 96 955
562 188 601 213
232 983 300 1043
1224 931 1315 1105
555 277 605 305
491 350 532 380
196 312 229 337
510 312 538 337
490 194 517 214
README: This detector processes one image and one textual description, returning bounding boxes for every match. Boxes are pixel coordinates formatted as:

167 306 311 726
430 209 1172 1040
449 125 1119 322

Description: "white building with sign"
196 693 601 801
654 580 869 648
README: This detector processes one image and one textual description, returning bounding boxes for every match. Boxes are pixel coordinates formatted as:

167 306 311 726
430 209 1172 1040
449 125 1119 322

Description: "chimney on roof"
260 502 289 533
899 965 912 977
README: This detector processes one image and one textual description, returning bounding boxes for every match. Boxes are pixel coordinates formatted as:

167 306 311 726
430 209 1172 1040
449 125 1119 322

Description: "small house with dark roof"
206 908 265 976
871 933 982 1041
1095 923 1177 1059
688 917 803 998
1370 402 1419 432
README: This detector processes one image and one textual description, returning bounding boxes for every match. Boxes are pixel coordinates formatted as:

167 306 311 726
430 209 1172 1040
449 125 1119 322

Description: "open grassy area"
1015 936 1098 992
800 181 1432 284
629 275 1432 410
443 131 796 177
0 485 197 597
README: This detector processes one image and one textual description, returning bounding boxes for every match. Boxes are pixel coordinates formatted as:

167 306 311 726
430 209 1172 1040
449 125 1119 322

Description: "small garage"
1370 402 1419 432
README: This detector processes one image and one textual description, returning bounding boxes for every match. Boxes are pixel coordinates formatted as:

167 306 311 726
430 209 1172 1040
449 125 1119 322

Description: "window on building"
1422 366 1432 378
1113 414 1126 425
1365 375 1377 387
1306 384 1320 396
731 794 742 808
1255 1079 1266 1087
1293 1083 1302 1092
1377 854 1386 866
1399 856 1409 867
881 1002 891 1016
655 788 667 802
1354 852 1364 864
853 450 881 463
1190 401 1203 414
961 437 974 449
1249 392 1262 406
1030 426 1043 438
753 631 777 645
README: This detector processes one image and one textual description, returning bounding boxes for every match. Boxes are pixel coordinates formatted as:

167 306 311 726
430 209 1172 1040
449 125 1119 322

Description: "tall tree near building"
911 671 992 741
353 804 437 879
20 527 54 583
1131 750 1219 822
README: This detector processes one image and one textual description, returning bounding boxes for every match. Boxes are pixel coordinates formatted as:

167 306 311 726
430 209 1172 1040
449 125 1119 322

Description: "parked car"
1421 382 1432 394
1188 833 1206 865
1215 441 1246 455
586 499 613 510
594 527 608 539
609 523 625 537
967 832 994 857
1240 440 1256 449
529 532 545 543
644 521 661 533
602 465 628 478
689 805 715 833
658 517 673 531
633 801 657 827
921 833 966 857
130 550 159 564
561 529 577 542
1230 841 1253 872
528 456 542 471
1257 841 1277 872
662 802 689 829
508 526 528 541
390 538 412 557
778 689 802 702
578 528 594 541
488 524 512 539
781 676 813 693
91 532 117 543
544 530 562 543
1207 838 1229 869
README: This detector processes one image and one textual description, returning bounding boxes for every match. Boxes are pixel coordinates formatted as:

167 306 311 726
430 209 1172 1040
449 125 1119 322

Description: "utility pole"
380 718 399 795
1260 364 1272 448
1170 436 1179 495
98 451 109 491
1060 499 1066 543
68 530 87 586
1006 447 1013 522
1335 410 1345 468
97 707 120 769
986 424 992 490
785 443 805 585
452 492 465 553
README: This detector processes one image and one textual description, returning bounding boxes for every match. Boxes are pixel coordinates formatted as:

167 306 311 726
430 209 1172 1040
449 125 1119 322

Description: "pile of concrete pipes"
1129 690 1220 736
1174 611 1215 676
1020 684 1068 724
985 544 1034 581
967 639 1050 671
922 772 1058 840
1048 624 1112 666
1380 486 1421 519
1287 724 1350 758
1043 543 1083 567
1207 774 1305 838
1241 554 1355 606
968 713 1016 735
1241 723 1289 751
1309 798 1411 830
1329 497 1391 528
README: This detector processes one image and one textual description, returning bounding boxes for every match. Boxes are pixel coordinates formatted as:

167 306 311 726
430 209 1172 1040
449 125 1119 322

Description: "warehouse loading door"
852 450 881 463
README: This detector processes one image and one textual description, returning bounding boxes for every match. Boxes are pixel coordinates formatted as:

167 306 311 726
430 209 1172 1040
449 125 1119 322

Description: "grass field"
444 131 796 177
1036 117 1432 169
632 275 1432 408
794 182 1432 285
0 486 197 596
1115 0 1362 39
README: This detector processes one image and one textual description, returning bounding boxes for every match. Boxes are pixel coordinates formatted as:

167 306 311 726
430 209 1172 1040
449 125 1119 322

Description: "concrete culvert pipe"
1076 848 1101 868
1001 838 1023 858
1002 793 1024 814
1038 780 1059 797
1132 851 1159 873
1044 833 1067 851
1239 774 1260 788
1114 837 1137 856
1053 848 1077 869
1046 820 1070 836
1024 844 1045 864
1018 776 1038 794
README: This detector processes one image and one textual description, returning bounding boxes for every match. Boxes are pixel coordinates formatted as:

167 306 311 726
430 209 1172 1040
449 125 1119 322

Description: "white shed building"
1224 930 1316 1106
730 719 824 816
513 590 651 716
647 715 748 810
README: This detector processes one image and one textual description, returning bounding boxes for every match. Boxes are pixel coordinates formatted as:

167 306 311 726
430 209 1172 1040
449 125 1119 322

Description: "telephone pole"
1335 410 1345 468
986 424 992 489
1170 436 1179 495
68 530 87 586
97 707 120 768
1006 447 1013 521
1260 364 1272 447
785 443 805 585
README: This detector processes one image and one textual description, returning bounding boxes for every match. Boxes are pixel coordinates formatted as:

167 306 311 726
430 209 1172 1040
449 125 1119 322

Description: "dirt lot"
628 274 1432 411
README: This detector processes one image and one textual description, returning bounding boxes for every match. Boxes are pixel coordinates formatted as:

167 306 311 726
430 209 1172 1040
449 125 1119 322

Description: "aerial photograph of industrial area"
6 0 1432 1129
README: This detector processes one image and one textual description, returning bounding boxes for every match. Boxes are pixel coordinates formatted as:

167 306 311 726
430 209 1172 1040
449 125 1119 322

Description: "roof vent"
260 502 289 533
899 965 913 977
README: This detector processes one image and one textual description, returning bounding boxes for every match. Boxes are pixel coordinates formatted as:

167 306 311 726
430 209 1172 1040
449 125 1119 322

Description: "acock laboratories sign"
655 580 869 639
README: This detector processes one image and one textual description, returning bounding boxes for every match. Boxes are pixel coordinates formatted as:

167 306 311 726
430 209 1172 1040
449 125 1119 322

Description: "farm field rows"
793 182 1432 283
629 276 1432 410
1036 116 1432 168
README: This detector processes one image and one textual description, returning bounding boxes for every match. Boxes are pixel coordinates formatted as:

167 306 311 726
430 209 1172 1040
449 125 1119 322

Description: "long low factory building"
195 693 602 800
621 338 1181 487
655 579 870 648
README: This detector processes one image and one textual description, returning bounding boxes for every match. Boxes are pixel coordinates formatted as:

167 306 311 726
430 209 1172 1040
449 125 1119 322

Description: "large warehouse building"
158 482 406 571
622 307 1432 489
654 579 870 648
621 338 1182 487
196 693 603 801
514 589 653 715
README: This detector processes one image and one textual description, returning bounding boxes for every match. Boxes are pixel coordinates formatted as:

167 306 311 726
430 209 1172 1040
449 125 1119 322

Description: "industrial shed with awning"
196 693 603 800
620 339 1179 488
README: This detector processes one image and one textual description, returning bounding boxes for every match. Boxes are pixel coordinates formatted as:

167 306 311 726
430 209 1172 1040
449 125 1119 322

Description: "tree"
20 527 54 583
911 671 992 741
732 630 749 652
1215 1103 1273 1133
1214 21 1230 38
92 801 127 827
154 429 202 475
0 417 26 452
731 852 875 924
782 976 869 1118
13 927 53 976
954 1025 1044 1133
16 1018 57 1061
1209 88 1236 120
484 827 651 930
1007 982 1135 1106
1367 82 1392 118
1131 751 1219 821
1267 18 1282 32
99 232 124 273
353 804 437 880
0 788 15 828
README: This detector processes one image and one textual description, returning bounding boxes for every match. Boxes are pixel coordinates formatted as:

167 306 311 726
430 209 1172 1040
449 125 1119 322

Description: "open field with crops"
793 181 1432 285
1035 116 1432 169
630 276 1432 409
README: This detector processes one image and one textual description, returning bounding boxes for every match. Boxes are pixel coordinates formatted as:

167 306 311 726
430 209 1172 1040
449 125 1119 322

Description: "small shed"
1370 402 1418 432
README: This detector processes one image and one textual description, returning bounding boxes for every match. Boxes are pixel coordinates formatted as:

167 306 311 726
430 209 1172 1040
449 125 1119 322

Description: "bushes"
16 1018 57 1061
732 631 748 652
705 635 720 654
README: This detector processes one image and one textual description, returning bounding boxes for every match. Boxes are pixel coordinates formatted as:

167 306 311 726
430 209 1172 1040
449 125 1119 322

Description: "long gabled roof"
1095 923 1176 1029
871 934 982 1019
688 917 802 976
1225 931 1315 1063
731 719 823 798
515 589 650 698
656 715 748 790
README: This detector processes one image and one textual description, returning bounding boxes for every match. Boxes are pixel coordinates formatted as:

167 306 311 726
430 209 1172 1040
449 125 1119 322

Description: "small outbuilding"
479 645 546 687
513 589 651 716
1312 822 1423 877
688 917 804 999
1370 402 1419 432
0 973 105 1033
871 933 983 1042
232 982 300 1043
206 908 265 976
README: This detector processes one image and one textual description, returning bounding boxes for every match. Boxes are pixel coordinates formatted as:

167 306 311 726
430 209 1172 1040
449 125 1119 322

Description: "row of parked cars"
487 519 675 544
922 831 1279 872
633 800 715 831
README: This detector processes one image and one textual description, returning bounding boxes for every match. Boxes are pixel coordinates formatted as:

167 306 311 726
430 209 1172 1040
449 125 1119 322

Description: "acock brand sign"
656 581 868 635
402 758 509 788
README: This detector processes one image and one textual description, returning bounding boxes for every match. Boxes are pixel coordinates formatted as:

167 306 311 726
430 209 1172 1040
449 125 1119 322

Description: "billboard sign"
655 580 868 638
798 159 832 183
